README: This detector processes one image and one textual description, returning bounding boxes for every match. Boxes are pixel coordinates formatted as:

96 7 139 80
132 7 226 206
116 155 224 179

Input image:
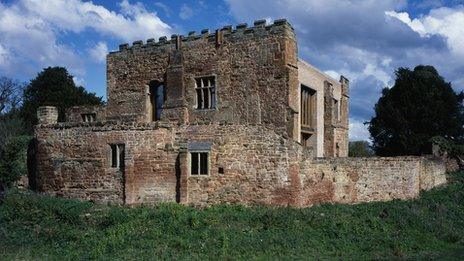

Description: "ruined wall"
34 121 446 207
301 157 446 205
106 19 299 139
66 105 107 123
33 122 178 204
33 122 307 206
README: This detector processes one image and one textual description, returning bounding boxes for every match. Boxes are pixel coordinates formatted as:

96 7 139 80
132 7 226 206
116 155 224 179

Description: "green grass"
1 173 464 260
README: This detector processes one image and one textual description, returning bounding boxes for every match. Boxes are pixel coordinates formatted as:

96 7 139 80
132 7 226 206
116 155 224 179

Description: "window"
110 144 125 171
333 98 340 122
190 152 209 175
148 82 165 121
195 76 216 109
82 113 96 122
301 85 316 129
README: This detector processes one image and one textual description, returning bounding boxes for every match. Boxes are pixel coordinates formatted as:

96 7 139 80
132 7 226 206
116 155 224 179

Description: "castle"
30 19 446 207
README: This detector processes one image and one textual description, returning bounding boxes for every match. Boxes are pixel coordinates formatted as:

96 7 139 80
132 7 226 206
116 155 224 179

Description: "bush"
0 135 31 187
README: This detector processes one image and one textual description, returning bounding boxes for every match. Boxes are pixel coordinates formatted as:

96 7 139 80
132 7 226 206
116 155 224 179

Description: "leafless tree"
0 76 24 115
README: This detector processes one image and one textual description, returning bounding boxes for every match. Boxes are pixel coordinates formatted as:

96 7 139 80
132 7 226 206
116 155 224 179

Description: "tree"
349 141 374 157
0 76 23 115
0 76 26 154
21 67 103 132
368 65 464 156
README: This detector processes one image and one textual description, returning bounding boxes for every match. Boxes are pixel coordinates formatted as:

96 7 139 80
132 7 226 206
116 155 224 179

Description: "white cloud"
385 11 428 36
386 7 464 57
0 0 172 82
89 42 109 63
349 119 371 141
73 76 86 87
22 0 172 42
179 4 194 20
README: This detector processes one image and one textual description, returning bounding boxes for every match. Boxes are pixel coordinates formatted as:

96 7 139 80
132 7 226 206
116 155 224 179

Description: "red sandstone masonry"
33 122 446 207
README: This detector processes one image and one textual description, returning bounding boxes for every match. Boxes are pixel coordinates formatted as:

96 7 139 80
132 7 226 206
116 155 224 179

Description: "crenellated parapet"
111 19 294 54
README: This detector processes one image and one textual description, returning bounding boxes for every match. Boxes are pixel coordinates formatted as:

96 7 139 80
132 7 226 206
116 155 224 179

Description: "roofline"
297 58 342 85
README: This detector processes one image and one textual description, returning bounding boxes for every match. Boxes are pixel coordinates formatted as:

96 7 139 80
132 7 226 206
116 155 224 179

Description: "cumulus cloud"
179 4 194 20
22 0 171 42
387 7 464 57
89 42 109 63
0 0 172 80
226 0 463 125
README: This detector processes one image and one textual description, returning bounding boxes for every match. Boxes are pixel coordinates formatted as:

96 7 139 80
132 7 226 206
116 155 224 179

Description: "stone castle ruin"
30 19 446 207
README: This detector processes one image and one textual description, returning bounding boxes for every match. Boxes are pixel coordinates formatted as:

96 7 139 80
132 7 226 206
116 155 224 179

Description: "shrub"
0 135 31 187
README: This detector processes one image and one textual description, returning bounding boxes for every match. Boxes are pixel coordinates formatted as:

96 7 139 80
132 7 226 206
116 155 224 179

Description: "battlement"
111 19 294 54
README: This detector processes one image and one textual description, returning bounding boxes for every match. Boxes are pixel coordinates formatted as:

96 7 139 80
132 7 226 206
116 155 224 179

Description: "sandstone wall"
302 157 446 205
66 105 107 123
33 123 446 207
106 20 299 140
33 122 178 204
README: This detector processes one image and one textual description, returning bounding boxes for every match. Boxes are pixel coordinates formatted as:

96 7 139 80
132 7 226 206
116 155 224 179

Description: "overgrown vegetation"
1 172 463 260
0 135 30 187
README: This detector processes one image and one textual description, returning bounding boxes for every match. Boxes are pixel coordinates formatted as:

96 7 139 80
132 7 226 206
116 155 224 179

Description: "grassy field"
1 172 464 260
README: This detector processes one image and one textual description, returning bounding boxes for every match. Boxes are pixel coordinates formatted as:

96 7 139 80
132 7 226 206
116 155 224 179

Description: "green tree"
368 65 464 156
349 141 374 157
0 135 30 187
21 67 103 132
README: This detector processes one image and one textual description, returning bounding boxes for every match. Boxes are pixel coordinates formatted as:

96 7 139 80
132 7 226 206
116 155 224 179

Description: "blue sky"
1 0 464 140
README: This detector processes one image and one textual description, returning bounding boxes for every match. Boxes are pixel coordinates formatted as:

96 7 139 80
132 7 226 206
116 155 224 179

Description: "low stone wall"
299 157 446 206
32 122 447 207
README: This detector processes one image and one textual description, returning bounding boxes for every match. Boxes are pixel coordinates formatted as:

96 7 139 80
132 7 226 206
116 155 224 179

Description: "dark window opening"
195 76 216 109
149 81 165 121
191 152 199 175
110 144 125 171
190 152 209 175
301 85 316 129
333 98 340 122
218 167 224 174
301 133 313 147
